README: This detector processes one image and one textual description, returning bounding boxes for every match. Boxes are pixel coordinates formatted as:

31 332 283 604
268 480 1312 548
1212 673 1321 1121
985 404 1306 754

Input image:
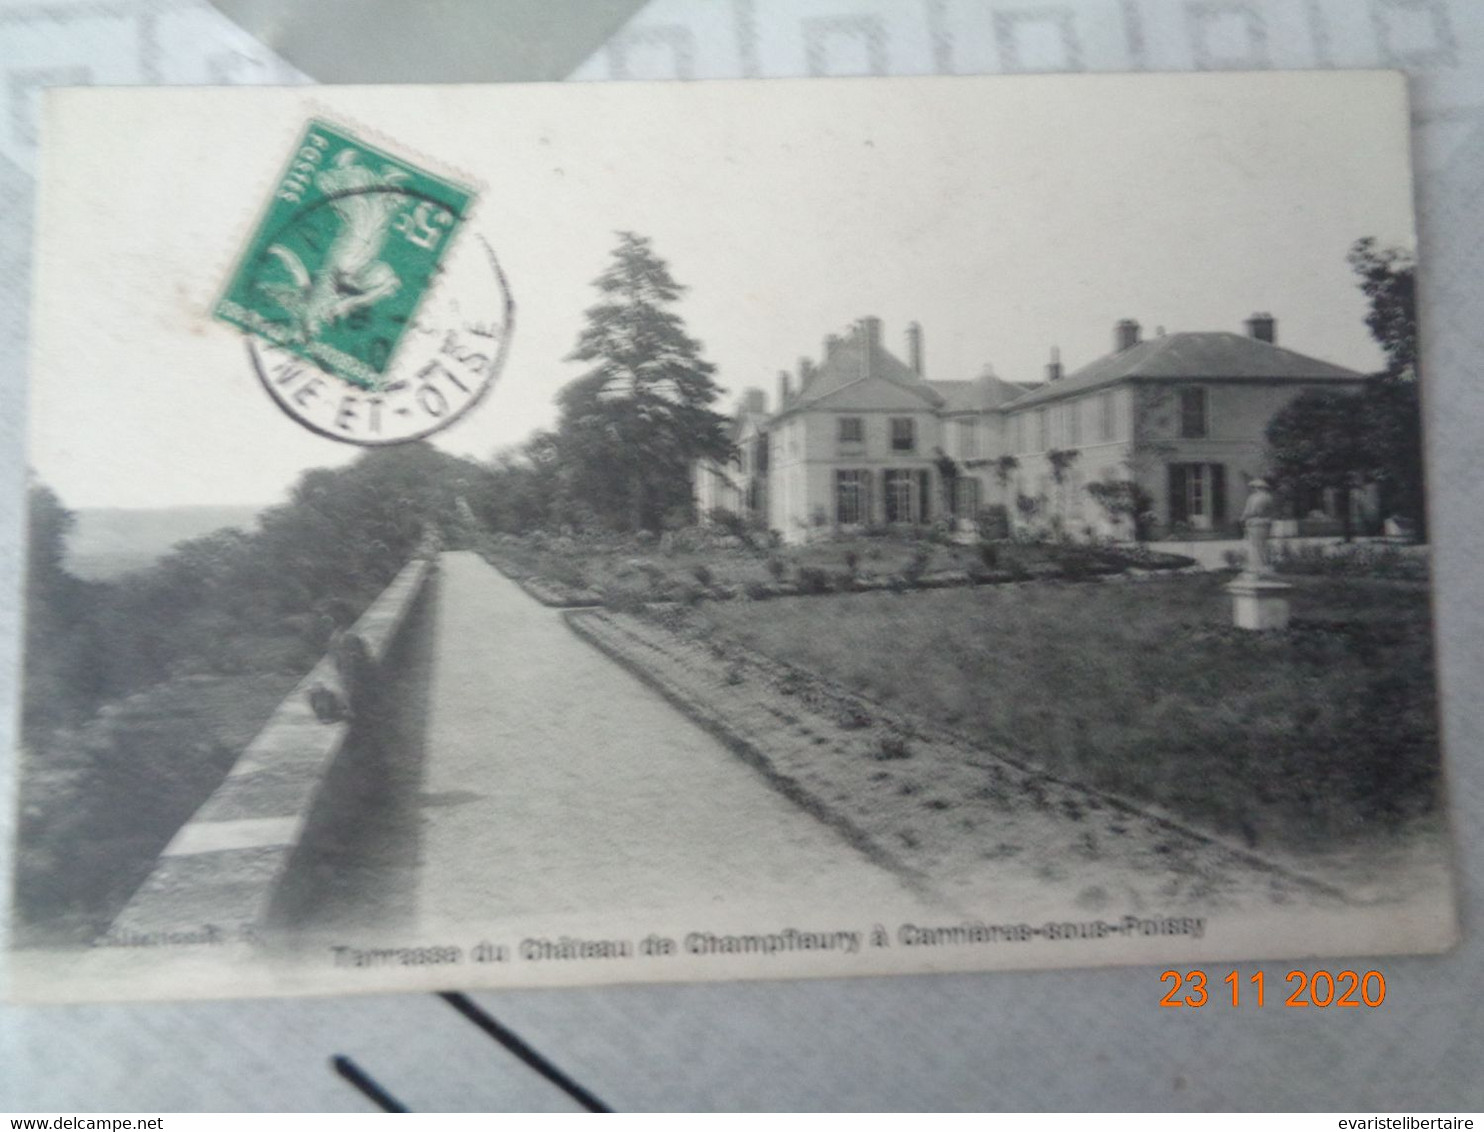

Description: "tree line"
23 443 493 733
1265 238 1425 540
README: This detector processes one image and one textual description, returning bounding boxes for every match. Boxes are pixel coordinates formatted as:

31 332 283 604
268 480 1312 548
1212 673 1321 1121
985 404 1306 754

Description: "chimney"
857 317 883 382
1115 318 1141 353
799 357 815 388
1245 311 1276 344
1046 345 1063 382
824 333 841 357
777 369 792 408
906 321 924 377
744 388 766 415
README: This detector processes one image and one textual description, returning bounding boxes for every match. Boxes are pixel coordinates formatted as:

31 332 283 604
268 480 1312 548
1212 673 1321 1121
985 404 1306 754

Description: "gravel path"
414 552 938 933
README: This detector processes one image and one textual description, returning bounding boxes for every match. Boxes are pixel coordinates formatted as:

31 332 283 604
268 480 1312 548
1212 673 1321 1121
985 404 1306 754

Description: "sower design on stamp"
215 119 512 444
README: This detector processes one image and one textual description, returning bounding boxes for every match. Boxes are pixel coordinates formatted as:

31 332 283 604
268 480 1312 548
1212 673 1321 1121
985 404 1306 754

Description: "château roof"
1007 331 1367 411
777 320 938 415
797 376 943 413
931 372 1043 413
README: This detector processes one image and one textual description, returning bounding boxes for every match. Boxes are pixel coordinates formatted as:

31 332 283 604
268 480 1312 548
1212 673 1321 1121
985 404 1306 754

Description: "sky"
28 71 1415 509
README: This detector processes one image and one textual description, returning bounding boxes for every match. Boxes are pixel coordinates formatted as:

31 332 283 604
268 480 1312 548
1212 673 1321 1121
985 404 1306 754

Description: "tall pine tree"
557 232 730 532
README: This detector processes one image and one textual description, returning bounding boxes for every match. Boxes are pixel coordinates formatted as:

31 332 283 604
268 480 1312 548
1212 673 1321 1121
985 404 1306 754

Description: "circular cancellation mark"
244 214 514 446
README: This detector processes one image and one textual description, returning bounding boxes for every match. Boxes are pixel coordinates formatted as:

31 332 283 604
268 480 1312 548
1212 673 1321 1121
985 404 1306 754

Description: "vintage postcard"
5 72 1457 1003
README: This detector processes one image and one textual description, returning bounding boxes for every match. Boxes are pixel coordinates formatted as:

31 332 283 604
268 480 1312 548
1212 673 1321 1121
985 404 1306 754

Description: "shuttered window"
1179 388 1209 439
891 417 916 452
1167 462 1228 527
1099 392 1116 440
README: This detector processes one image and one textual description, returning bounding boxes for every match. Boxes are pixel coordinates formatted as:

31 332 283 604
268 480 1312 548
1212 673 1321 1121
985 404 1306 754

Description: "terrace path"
412 551 932 930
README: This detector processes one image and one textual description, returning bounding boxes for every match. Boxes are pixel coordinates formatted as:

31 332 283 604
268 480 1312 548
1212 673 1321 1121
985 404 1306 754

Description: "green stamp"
216 119 477 392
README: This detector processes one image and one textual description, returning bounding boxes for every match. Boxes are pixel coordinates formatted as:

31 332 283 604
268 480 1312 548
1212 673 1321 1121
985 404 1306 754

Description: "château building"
695 313 1373 544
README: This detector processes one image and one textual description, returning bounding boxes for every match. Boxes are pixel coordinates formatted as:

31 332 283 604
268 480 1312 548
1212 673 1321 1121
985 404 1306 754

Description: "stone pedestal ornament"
1227 478 1293 630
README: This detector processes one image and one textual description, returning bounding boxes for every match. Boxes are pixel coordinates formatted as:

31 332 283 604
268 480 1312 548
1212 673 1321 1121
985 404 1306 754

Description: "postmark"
215 119 512 443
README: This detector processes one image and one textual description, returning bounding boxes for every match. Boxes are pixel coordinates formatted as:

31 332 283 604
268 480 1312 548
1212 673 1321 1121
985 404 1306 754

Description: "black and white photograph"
5 71 1457 1003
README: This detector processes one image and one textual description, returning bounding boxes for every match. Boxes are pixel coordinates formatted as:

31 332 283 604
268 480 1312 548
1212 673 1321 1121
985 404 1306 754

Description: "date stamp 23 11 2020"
1159 969 1389 1008
214 118 512 444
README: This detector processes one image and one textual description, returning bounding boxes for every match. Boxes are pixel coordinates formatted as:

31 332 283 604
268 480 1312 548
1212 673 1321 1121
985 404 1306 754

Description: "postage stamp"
215 119 505 443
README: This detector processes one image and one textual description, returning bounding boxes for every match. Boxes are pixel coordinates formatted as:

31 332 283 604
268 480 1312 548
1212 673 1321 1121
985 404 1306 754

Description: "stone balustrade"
104 557 433 943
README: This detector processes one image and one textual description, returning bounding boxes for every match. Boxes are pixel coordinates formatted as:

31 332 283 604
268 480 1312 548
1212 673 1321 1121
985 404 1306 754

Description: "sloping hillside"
67 505 265 579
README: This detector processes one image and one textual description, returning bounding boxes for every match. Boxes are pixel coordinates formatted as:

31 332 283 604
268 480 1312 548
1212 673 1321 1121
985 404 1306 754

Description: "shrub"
547 560 589 590
903 545 933 585
743 580 770 601
976 504 1011 541
1053 546 1108 581
1086 479 1156 543
999 549 1032 581
1270 541 1427 581
978 542 999 570
797 565 832 594
707 506 745 537
602 587 649 614
766 556 787 582
1112 546 1196 571
672 526 708 554
844 549 860 575
692 563 714 587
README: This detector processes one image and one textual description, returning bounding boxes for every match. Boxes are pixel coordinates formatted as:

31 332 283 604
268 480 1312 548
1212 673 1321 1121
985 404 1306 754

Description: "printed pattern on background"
572 0 1484 167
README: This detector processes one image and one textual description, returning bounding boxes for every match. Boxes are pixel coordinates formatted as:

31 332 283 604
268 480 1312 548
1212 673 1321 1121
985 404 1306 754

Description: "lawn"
692 573 1441 852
